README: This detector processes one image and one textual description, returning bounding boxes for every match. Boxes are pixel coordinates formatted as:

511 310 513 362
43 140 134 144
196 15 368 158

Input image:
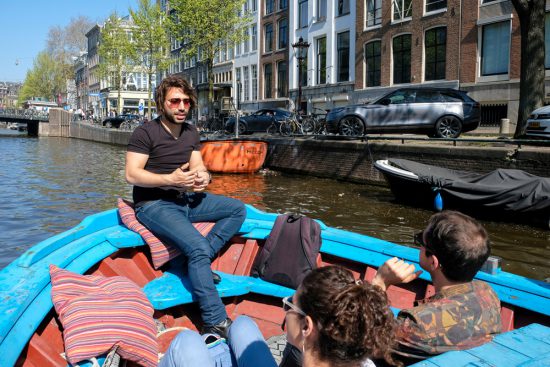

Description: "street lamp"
292 36 310 115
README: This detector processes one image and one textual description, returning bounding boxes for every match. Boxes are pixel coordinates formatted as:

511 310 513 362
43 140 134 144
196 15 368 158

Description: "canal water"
1 130 549 280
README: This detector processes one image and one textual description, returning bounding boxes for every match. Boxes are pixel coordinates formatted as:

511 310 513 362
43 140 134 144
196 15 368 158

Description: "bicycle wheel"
119 121 130 130
279 120 294 136
266 123 278 135
301 118 315 135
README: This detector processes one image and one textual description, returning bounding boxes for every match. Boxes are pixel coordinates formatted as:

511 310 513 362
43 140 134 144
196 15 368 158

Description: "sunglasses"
414 231 434 256
281 295 306 331
167 98 191 107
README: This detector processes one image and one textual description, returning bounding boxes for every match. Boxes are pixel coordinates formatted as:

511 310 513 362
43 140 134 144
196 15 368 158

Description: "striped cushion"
49 265 158 367
117 198 215 269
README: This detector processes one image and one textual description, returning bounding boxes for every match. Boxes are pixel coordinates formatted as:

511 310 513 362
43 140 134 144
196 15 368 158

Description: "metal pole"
235 82 241 139
297 60 302 115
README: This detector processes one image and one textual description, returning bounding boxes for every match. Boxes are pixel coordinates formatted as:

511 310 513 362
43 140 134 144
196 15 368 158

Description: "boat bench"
143 268 401 316
143 269 295 310
410 323 550 367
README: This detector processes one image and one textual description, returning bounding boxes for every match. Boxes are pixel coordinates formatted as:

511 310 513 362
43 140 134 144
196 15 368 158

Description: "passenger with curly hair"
160 265 399 367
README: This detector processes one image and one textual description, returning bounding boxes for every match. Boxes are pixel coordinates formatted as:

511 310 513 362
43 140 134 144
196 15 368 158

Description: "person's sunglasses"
281 295 306 331
414 231 434 256
167 98 191 107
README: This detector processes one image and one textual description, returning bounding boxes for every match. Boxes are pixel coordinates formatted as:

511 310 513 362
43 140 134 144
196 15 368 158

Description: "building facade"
0 82 21 108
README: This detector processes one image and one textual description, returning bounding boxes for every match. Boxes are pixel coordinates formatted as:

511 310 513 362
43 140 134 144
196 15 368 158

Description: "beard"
163 109 187 124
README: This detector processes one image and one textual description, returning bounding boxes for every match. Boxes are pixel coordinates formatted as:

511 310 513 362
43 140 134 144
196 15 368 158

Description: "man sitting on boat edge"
125 75 246 338
371 210 502 363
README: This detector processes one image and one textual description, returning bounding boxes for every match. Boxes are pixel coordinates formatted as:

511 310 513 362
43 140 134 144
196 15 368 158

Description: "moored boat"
374 158 550 229
0 204 549 366
200 139 268 173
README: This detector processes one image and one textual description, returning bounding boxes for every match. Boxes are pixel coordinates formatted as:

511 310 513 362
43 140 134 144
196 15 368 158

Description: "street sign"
138 103 144 116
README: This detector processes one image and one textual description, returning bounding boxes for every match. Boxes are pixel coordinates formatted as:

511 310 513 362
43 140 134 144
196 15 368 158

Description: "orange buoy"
201 140 268 173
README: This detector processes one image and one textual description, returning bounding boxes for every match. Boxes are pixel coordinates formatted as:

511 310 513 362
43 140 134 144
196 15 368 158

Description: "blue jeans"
159 316 277 367
136 192 246 325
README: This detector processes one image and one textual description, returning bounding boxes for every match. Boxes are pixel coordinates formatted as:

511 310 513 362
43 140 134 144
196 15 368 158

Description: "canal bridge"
0 108 49 136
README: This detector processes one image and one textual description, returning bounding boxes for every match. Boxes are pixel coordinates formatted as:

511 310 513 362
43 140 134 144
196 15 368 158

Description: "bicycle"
279 114 304 136
266 115 279 135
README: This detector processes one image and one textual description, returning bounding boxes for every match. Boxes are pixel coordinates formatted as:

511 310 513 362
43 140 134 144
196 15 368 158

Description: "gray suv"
325 88 480 138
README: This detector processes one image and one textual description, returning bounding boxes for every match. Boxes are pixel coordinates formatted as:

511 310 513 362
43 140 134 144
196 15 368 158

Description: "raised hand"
372 257 422 291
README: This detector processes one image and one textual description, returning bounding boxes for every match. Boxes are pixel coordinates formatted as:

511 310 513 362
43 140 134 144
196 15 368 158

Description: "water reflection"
0 133 548 280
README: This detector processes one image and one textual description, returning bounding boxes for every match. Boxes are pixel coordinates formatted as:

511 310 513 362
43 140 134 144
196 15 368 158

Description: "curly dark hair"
424 210 490 282
154 75 197 115
298 266 400 366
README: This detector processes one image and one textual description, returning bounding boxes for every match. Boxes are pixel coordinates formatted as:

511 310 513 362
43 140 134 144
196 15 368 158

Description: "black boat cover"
388 159 550 215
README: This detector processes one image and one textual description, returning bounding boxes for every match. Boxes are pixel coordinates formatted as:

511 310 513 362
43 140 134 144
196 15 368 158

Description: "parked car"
325 88 480 138
102 114 140 129
225 108 293 133
525 105 550 138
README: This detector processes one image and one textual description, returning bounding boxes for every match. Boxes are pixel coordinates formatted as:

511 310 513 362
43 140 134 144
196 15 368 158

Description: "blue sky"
0 0 139 82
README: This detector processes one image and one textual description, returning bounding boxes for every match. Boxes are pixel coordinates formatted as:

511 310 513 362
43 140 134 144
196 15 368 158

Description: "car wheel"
234 121 246 134
339 116 365 136
105 121 112 128
435 116 462 138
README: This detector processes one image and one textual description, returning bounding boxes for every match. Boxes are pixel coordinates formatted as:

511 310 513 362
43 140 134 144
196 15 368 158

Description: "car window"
387 90 415 104
274 110 289 117
440 91 464 102
415 90 442 103
255 110 265 116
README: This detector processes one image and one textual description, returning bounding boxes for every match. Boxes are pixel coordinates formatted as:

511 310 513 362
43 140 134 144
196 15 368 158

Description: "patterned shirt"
394 280 501 360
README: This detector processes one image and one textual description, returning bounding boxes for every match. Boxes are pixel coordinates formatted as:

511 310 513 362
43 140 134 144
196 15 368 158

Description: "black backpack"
252 214 322 289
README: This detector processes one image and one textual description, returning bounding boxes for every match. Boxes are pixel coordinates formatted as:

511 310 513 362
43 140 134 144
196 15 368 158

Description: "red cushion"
49 265 158 367
117 198 215 269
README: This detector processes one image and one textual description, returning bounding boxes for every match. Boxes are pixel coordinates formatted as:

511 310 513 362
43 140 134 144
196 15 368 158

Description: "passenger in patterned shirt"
371 211 501 363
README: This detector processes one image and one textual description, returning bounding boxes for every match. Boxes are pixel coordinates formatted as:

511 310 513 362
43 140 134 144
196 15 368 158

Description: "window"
278 19 288 49
425 0 446 13
252 0 257 11
316 37 327 84
545 13 550 68
299 0 308 28
277 61 288 97
236 67 242 101
366 0 382 27
243 28 250 53
365 41 381 86
425 27 446 81
317 0 327 20
265 23 273 52
337 31 350 82
393 34 411 84
300 53 308 86
243 66 250 101
252 65 258 100
337 0 350 16
481 21 510 76
251 25 258 51
264 63 272 98
266 0 274 14
280 0 288 10
393 0 412 21
236 37 241 56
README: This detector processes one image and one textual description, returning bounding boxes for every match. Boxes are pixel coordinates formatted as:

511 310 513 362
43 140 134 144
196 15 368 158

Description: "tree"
168 0 250 118
130 0 172 119
46 16 94 62
97 13 137 115
18 52 69 105
511 0 546 137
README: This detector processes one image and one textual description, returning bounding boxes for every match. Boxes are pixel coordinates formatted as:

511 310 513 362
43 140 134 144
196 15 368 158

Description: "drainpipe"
458 0 462 88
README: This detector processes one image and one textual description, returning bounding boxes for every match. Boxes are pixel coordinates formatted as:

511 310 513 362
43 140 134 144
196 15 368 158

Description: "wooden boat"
1 205 549 367
200 139 267 173
374 158 550 229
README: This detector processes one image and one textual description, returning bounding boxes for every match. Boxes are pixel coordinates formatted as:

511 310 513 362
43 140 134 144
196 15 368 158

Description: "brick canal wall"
264 138 550 184
64 121 550 182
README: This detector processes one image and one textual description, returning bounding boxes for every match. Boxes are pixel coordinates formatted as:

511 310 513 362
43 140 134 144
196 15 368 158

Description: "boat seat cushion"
49 265 158 367
117 198 215 269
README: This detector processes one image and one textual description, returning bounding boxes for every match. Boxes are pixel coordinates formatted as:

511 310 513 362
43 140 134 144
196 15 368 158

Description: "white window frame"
392 0 412 23
476 16 512 82
424 0 447 16
365 0 382 30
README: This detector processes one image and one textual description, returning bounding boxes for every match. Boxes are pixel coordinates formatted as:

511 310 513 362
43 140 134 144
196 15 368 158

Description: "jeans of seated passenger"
159 330 233 367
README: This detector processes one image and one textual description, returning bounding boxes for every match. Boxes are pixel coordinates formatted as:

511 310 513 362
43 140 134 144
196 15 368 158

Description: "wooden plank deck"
411 324 550 367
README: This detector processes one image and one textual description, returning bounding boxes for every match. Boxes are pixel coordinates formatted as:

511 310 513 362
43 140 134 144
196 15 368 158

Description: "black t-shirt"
127 118 201 205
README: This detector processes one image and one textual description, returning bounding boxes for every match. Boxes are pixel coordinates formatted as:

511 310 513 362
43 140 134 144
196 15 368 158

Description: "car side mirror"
379 98 391 106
